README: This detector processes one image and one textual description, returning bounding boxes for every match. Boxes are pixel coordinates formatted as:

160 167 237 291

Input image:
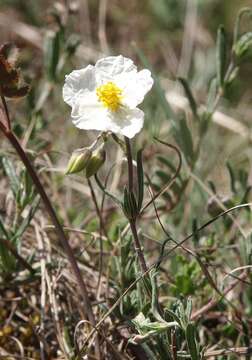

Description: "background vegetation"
0 0 252 359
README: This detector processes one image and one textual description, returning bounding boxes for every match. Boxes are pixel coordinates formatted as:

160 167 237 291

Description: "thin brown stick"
191 271 247 321
204 346 252 358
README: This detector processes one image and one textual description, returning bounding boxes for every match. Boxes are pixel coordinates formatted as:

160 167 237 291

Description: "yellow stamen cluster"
96 82 122 112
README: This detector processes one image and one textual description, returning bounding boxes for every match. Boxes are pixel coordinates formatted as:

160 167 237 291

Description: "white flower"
63 55 154 138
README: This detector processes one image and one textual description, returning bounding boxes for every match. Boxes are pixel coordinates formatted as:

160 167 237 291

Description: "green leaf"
174 114 194 167
2 157 19 197
192 219 199 245
0 215 9 240
178 77 199 120
155 171 181 196
132 312 177 336
226 161 236 193
185 297 193 321
0 239 16 273
137 149 144 211
12 195 40 242
206 77 218 115
186 323 199 360
62 326 75 358
164 308 182 328
134 45 176 126
155 170 171 183
157 155 176 173
0 215 16 272
44 30 61 81
216 25 226 88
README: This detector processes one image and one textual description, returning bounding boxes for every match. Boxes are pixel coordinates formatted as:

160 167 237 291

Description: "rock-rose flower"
63 55 153 138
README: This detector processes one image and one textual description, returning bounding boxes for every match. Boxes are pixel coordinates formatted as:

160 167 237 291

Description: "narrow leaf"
216 25 226 88
186 323 199 360
44 30 61 81
226 161 236 193
0 214 9 239
2 157 19 197
174 114 194 167
206 77 217 115
13 195 40 241
134 45 177 125
178 77 199 119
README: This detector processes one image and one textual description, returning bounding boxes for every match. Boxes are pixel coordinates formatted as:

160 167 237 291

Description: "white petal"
109 107 144 138
71 91 144 138
63 65 97 107
115 69 154 108
71 91 108 131
71 91 122 133
95 55 136 81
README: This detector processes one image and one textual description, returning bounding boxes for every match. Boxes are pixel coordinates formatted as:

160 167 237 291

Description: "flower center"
96 82 122 112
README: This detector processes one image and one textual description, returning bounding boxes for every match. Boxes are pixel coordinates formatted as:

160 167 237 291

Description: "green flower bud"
85 145 106 178
122 187 138 220
234 32 252 60
65 148 92 175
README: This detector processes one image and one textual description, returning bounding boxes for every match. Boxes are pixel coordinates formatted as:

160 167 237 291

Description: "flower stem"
0 117 96 327
124 136 148 273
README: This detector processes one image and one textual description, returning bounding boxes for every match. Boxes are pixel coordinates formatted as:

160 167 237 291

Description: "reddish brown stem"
0 92 11 131
0 120 95 326
124 136 148 273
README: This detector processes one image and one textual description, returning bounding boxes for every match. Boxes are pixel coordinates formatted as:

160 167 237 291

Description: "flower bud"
65 148 92 175
85 145 106 178
122 187 138 220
